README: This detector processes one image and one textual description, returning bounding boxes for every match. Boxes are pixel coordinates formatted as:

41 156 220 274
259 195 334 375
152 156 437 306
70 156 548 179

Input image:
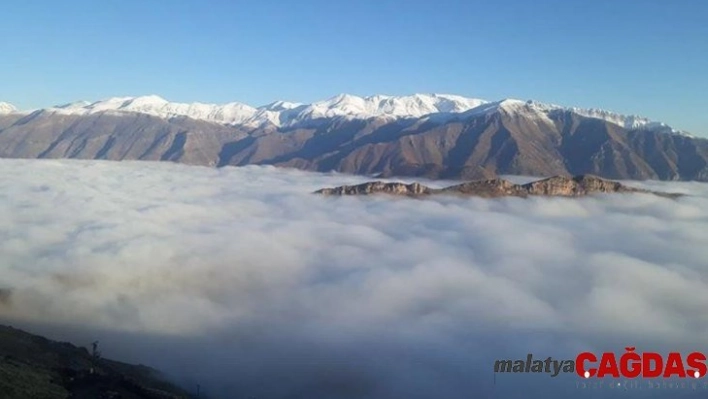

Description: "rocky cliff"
315 181 432 196
315 175 682 199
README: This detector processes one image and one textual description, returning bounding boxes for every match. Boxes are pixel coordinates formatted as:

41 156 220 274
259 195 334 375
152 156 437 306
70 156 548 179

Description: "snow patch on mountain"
0 102 18 114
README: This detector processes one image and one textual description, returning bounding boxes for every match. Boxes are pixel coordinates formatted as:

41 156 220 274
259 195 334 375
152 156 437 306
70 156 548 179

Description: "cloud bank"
1 158 708 398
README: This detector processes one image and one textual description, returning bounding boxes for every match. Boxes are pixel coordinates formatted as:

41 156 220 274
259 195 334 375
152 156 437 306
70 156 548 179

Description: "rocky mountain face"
315 175 682 199
315 181 432 196
1 95 707 182
0 112 249 166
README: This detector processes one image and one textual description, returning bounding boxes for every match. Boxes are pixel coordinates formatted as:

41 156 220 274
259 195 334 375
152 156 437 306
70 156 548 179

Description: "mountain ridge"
1 94 707 182
1 94 693 137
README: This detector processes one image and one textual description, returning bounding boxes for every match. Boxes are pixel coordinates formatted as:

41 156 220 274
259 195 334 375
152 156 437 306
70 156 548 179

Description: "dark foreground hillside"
0 325 193 399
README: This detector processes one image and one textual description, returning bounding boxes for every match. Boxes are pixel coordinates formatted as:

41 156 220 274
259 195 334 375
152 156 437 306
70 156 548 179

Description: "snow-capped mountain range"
1 93 706 182
0 94 689 136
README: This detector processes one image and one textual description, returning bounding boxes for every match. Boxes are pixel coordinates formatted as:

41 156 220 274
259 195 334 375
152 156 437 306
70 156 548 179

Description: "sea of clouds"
1 158 708 398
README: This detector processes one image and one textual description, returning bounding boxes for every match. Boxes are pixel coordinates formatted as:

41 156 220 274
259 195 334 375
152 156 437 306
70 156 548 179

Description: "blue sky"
2 0 707 134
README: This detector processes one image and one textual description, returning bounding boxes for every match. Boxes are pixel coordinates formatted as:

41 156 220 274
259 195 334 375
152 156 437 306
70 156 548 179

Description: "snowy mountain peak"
56 100 92 109
0 102 17 114
493 98 561 111
568 107 671 131
463 98 685 134
120 94 169 107
331 93 358 102
260 100 304 112
458 98 555 119
47 95 258 125
82 95 170 113
297 93 489 121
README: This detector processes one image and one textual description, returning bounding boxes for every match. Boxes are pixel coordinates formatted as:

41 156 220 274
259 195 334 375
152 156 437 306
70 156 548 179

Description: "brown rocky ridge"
314 174 683 199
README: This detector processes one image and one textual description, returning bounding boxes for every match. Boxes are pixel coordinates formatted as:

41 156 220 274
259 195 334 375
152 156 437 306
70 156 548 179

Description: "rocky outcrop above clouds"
315 175 683 199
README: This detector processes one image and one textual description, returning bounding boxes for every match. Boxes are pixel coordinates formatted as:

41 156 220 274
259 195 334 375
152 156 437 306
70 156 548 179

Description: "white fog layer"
1 158 707 398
